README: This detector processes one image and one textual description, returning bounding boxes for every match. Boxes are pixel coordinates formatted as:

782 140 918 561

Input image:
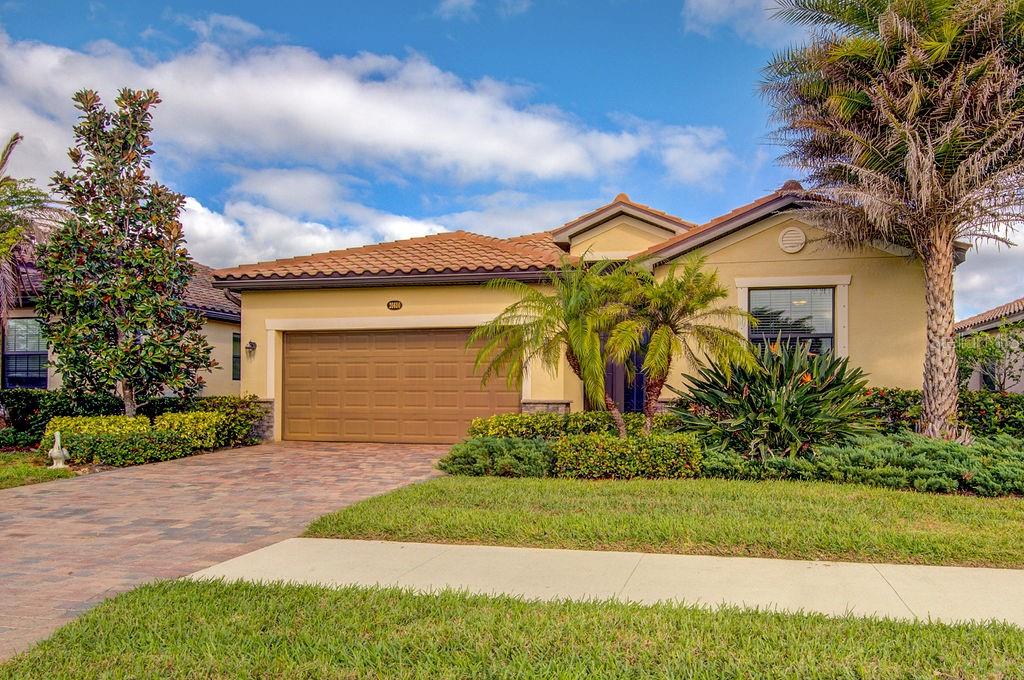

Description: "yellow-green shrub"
154 411 225 450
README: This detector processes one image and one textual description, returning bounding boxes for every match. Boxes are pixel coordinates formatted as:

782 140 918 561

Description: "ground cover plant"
2 580 1022 679
0 451 73 490
307 475 1024 568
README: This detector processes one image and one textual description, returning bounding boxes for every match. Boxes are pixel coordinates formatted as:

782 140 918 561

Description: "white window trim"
736 275 850 357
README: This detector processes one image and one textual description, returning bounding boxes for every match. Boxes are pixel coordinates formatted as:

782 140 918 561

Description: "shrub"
701 433 1024 497
140 395 265 447
0 427 39 448
58 430 195 467
467 412 682 440
439 437 553 477
154 411 225 450
673 342 875 459
0 388 123 439
40 415 150 452
551 433 701 480
863 387 1024 439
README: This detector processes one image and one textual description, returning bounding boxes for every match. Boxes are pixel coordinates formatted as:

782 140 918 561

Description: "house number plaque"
386 300 403 310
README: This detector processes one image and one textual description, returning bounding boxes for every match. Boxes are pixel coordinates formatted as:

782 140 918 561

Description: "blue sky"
1 0 1019 317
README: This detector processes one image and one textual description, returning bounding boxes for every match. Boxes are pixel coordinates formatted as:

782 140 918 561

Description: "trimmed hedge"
702 433 1024 497
468 412 682 439
0 427 39 449
551 433 702 480
438 437 553 477
863 388 1024 438
58 431 195 467
0 389 123 438
139 395 265 447
154 411 225 450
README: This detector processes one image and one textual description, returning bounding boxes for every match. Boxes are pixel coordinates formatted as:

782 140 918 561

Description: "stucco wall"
657 214 927 391
1 306 240 396
568 216 676 259
200 319 241 396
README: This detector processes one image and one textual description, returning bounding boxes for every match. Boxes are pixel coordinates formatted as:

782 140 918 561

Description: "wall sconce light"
245 340 258 356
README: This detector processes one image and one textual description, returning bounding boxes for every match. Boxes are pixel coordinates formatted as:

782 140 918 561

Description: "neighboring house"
955 295 1024 394
3 262 242 396
214 182 965 444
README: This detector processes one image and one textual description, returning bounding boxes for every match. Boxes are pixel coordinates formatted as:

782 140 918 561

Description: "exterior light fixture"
245 340 258 355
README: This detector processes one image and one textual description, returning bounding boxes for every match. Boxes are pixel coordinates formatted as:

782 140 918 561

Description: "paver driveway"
0 441 444 659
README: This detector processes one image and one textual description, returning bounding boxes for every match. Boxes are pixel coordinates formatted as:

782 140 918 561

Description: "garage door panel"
283 329 519 443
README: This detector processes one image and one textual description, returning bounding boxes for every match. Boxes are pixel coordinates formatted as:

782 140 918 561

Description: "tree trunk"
121 383 137 417
642 375 667 434
603 393 628 438
920 238 959 439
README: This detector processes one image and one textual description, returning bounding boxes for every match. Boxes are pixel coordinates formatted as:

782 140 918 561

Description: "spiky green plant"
672 341 875 460
599 255 755 433
469 258 629 435
763 0 1024 439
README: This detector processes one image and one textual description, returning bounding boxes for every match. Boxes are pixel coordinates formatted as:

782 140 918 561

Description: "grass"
0 451 73 490
2 580 1022 678
306 476 1024 568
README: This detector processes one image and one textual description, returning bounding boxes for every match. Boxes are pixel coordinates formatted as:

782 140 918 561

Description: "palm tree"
763 0 1024 439
469 257 630 435
599 255 755 433
0 133 57 325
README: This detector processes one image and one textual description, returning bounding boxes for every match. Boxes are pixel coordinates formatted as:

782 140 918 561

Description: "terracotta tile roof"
16 260 240 321
956 295 1024 333
634 182 804 261
551 193 696 239
214 230 566 283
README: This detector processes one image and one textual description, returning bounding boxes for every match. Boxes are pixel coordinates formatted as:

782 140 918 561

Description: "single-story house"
3 262 242 396
214 181 959 444
955 295 1024 393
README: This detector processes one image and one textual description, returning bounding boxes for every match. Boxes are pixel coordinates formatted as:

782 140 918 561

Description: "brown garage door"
282 329 520 443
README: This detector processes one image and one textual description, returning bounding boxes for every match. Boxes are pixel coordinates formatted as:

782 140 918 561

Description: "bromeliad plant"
673 341 875 460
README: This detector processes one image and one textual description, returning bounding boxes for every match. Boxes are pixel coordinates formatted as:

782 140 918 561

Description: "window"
749 288 834 353
3 318 48 389
232 333 241 381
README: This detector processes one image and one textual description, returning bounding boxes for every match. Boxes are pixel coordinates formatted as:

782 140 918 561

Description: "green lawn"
0 451 73 490
2 580 1021 678
306 476 1024 568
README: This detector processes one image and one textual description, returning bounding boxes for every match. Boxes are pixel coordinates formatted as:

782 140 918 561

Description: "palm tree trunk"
603 393 628 438
642 375 667 434
920 238 958 439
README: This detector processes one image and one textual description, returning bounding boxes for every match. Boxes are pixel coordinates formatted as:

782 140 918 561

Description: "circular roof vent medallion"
778 226 806 254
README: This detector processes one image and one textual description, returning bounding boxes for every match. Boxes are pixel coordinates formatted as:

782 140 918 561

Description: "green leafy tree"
599 256 754 433
763 1 1024 439
0 133 59 324
956 323 1024 392
469 258 630 435
37 89 215 416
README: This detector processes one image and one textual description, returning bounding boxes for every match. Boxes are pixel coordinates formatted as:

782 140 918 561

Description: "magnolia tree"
37 89 214 416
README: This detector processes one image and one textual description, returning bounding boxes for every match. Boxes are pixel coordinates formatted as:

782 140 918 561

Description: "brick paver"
0 442 444 659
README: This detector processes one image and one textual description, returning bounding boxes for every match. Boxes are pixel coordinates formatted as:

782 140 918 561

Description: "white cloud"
0 27 652 184
955 240 1024 319
498 0 532 17
436 190 597 237
180 196 447 268
230 168 349 219
183 13 275 43
682 0 806 48
655 125 734 186
436 0 477 20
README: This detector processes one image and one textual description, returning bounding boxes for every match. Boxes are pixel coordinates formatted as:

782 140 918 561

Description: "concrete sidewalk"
191 538 1024 626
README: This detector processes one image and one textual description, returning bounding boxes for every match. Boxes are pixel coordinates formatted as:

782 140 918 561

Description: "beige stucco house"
955 295 1024 393
3 262 241 396
214 182 952 444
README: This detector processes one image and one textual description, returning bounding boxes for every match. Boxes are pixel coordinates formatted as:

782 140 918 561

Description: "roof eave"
644 194 800 265
212 268 553 291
